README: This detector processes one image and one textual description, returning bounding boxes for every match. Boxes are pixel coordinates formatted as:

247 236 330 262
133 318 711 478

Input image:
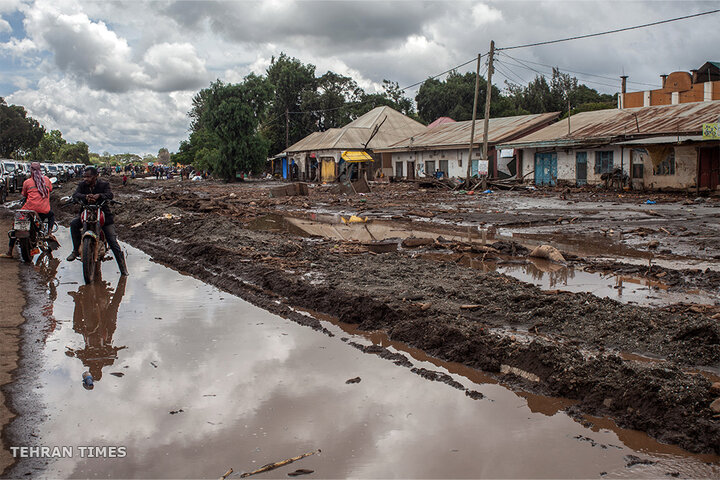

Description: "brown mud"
52 177 720 455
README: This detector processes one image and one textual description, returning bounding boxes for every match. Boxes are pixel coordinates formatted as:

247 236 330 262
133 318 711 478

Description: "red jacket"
21 176 52 214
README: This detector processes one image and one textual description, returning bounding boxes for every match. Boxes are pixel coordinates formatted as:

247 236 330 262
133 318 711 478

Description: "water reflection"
65 276 127 382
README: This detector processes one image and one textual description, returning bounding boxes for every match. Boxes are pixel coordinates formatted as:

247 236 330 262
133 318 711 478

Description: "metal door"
321 158 335 182
699 147 720 190
471 159 478 177
407 162 415 180
576 152 587 185
534 152 557 185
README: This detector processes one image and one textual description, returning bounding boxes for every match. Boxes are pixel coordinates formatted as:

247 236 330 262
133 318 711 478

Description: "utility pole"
285 108 290 149
480 40 495 191
465 53 482 188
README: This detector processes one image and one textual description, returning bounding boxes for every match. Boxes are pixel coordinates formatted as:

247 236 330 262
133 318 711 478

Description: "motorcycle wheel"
18 238 33 263
82 236 96 284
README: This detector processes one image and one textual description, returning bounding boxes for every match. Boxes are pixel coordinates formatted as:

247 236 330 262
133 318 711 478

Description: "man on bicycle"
66 166 128 276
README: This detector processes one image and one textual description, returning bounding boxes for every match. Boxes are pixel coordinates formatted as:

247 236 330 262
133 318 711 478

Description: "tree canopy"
0 97 45 158
198 75 273 181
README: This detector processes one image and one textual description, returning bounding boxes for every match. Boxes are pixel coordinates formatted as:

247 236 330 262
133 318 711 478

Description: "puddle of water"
249 214 719 306
422 252 719 308
17 227 720 478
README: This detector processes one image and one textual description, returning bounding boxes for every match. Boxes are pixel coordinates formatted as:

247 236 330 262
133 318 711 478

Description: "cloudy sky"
1 0 718 155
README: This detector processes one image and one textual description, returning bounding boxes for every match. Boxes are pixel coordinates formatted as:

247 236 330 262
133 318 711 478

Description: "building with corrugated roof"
280 106 426 182
374 112 559 180
498 101 720 190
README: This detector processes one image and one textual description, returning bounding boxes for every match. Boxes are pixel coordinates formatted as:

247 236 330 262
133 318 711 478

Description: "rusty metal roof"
374 112 559 152
285 106 427 153
499 101 720 149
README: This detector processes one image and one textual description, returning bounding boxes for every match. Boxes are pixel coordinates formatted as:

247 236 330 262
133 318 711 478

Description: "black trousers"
69 217 124 268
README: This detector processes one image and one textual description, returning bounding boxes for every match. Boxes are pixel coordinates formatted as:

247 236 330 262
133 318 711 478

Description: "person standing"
66 167 128 276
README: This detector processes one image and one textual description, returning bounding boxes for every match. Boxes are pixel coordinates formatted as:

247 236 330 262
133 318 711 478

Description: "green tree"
266 53 317 153
0 98 45 158
32 129 67 162
58 141 90 164
201 75 273 181
415 71 504 124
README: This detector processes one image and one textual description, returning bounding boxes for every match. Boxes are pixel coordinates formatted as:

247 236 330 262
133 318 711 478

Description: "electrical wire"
497 9 720 51
499 52 662 89
497 55 621 90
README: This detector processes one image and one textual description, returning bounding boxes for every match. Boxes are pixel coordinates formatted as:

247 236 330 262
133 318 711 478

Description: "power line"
497 9 720 51
270 55 485 120
497 55 622 90
499 52 662 89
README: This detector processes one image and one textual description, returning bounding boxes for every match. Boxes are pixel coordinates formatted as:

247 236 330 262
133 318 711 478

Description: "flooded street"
8 227 720 478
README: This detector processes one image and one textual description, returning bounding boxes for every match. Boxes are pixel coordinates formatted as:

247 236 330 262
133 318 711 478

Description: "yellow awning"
341 150 373 163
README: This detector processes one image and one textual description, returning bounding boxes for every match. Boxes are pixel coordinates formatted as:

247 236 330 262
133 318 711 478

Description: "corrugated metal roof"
374 112 559 152
427 117 456 129
499 101 720 149
285 106 426 153
615 135 707 145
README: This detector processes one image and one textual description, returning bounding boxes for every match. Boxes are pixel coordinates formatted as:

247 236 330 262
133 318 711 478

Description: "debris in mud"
347 342 413 368
239 450 320 478
465 390 485 400
169 409 184 415
287 469 314 477
345 377 361 384
489 241 529 256
401 237 434 248
624 455 656 467
410 367 465 390
529 244 566 264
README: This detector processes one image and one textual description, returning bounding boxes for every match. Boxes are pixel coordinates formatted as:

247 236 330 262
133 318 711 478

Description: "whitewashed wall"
390 148 482 178
519 144 698 189
640 145 697 189
519 146 630 184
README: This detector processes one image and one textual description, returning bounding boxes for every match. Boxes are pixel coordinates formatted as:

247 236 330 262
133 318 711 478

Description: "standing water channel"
10 227 720 478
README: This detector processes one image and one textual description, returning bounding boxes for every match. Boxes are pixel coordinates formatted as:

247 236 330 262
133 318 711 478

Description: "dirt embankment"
0 213 25 475
53 178 720 455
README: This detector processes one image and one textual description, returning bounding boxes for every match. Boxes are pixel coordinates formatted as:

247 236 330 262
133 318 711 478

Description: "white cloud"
21 1 207 93
8 76 194 154
0 36 36 55
472 3 502 26
0 17 10 33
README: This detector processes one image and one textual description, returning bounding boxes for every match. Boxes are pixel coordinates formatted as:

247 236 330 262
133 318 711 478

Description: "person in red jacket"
1 162 57 258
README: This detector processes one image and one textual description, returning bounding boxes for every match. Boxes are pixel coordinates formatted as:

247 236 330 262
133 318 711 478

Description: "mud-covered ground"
49 176 720 455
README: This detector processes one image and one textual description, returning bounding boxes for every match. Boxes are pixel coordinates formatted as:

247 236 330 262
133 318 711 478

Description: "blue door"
471 159 478 176
534 152 557 186
576 152 587 185
282 157 288 179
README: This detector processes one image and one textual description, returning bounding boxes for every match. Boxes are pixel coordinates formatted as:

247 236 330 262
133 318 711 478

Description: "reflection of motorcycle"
8 207 59 263
68 197 122 284
66 276 127 386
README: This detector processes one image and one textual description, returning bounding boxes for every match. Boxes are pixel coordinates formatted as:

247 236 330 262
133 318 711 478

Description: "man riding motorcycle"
66 166 128 276
1 162 57 258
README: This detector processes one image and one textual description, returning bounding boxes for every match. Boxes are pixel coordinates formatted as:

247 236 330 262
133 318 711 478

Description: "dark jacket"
72 179 115 225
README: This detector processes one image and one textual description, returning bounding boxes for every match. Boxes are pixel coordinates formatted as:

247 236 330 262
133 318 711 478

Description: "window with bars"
594 151 614 174
653 150 675 175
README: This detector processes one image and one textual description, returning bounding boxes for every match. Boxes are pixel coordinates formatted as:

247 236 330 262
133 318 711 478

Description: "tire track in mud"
51 185 720 455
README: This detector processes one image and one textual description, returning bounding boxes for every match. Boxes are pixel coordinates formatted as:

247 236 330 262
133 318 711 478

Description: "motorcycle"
70 197 122 284
8 206 59 263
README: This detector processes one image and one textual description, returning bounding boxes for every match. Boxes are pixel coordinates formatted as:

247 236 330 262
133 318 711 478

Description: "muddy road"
2 227 720 478
2 176 719 477
50 177 720 457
